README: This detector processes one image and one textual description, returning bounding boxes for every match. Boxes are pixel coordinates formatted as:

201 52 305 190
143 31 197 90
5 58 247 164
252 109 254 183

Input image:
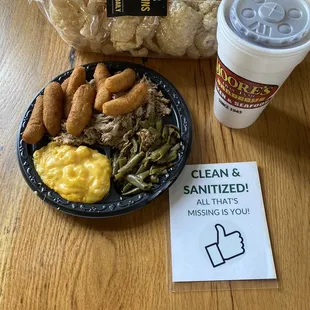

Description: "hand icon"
205 224 245 268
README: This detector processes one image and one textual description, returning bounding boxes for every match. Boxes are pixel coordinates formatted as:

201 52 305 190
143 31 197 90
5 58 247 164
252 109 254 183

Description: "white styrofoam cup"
214 0 310 129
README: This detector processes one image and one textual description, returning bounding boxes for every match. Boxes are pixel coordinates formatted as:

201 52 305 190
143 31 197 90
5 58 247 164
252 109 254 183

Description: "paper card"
169 162 277 282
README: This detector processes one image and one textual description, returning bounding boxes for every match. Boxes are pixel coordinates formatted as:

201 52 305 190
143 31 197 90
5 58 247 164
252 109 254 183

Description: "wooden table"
1 2 309 309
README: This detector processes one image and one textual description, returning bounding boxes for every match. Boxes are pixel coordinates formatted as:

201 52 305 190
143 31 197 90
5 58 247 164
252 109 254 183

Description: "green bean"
147 104 156 127
148 127 159 136
131 166 140 175
112 152 119 176
136 159 151 174
115 152 145 180
168 136 175 145
131 137 138 155
137 170 150 180
167 124 180 133
142 156 151 164
150 165 168 175
156 157 167 165
150 144 171 162
139 120 150 129
115 118 180 190
137 157 147 173
136 164 146 174
159 169 168 176
128 152 135 161
119 142 132 157
167 153 178 164
150 175 159 183
167 127 180 145
158 150 179 165
155 119 163 134
123 187 142 196
170 143 181 152
122 183 134 194
148 138 162 152
118 157 127 169
162 125 168 140
118 151 145 172
136 166 145 174
126 175 152 191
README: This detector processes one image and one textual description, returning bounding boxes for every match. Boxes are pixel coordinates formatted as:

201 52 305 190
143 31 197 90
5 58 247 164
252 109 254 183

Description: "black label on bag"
107 0 167 17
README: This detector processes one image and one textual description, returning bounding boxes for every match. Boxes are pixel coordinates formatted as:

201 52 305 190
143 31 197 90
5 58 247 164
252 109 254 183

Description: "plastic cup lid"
230 0 310 47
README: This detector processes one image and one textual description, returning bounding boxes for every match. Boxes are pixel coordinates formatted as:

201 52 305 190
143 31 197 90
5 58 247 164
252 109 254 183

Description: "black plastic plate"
17 61 192 218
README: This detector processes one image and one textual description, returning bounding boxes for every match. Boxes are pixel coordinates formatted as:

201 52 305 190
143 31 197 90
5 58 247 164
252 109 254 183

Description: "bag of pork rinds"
29 0 221 58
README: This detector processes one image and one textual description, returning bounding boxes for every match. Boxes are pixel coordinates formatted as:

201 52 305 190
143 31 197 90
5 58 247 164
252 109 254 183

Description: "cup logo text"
216 57 279 109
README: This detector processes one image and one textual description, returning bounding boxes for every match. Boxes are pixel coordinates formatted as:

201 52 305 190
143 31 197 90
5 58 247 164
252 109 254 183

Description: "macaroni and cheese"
33 142 112 203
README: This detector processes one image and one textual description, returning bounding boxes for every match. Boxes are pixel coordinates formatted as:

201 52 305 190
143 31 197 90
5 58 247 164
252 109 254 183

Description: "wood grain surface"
1 1 310 310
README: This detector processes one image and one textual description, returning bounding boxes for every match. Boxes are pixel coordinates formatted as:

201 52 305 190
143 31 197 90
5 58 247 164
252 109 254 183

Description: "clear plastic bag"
29 0 220 58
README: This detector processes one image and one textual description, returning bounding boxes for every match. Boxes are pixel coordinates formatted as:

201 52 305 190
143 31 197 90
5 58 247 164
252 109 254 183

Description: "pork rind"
49 0 87 35
111 17 142 50
156 1 203 57
29 0 220 58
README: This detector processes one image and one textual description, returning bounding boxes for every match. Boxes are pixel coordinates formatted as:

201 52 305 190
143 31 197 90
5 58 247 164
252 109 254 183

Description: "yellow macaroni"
33 142 112 203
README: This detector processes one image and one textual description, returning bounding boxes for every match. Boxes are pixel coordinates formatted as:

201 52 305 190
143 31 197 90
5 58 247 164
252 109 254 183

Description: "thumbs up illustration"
205 224 245 268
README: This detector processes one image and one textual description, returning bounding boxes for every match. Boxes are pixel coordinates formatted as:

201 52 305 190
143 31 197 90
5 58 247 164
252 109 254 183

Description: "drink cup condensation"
214 0 310 129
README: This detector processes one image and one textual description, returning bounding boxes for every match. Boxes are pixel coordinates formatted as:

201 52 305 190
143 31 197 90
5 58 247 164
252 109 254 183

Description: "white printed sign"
169 162 277 282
